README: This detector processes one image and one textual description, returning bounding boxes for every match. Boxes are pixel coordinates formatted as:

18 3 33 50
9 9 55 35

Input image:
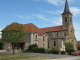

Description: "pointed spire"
62 0 72 15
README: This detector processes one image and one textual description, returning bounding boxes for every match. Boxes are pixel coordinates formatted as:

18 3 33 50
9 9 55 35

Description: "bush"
22 49 30 52
52 48 59 54
45 49 53 54
32 47 38 53
78 47 80 50
64 42 74 50
38 47 45 53
71 51 79 56
0 42 4 50
66 48 75 55
61 51 66 54
28 44 38 52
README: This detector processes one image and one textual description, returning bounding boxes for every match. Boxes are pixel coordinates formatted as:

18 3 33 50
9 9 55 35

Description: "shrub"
52 48 59 54
38 47 45 53
22 49 30 52
45 49 53 54
64 42 74 50
66 48 75 55
78 47 80 50
28 44 38 52
32 47 38 53
61 51 66 54
0 42 4 50
71 51 79 56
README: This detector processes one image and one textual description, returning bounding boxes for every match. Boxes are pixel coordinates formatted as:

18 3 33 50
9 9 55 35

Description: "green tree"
1 22 26 55
64 42 74 50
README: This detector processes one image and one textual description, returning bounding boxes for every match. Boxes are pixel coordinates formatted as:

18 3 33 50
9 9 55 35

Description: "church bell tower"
62 0 73 28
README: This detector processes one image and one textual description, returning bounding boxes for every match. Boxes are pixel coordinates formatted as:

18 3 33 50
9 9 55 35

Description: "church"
41 0 77 50
2 0 77 51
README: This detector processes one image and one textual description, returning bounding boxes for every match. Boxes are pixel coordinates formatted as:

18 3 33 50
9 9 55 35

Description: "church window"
70 17 71 22
64 32 66 36
65 17 67 22
54 41 56 46
57 33 58 36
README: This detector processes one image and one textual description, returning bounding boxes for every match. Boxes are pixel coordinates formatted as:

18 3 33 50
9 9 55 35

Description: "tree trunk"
13 44 15 55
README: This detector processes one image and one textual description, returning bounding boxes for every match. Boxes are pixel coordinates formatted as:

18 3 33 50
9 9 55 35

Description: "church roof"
40 25 68 33
50 36 66 39
62 0 72 15
2 22 45 34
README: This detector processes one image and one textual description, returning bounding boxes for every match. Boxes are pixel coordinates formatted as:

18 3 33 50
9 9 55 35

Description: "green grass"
0 52 58 60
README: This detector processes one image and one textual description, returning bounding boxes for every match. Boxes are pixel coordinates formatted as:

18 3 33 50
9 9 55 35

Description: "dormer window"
65 17 67 22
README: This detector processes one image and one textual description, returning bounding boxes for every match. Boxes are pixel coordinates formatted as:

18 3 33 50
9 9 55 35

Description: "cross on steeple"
62 0 72 15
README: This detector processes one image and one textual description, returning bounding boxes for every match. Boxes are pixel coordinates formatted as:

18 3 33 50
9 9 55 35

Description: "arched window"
70 17 71 22
65 17 67 22
64 32 66 36
54 41 56 46
57 33 58 36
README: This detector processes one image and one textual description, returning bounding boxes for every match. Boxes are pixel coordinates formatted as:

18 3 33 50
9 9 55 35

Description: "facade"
41 0 77 51
2 0 77 51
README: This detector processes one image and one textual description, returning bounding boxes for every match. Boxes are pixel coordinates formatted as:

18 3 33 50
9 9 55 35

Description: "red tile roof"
41 25 68 32
2 22 45 34
50 36 66 39
77 41 80 45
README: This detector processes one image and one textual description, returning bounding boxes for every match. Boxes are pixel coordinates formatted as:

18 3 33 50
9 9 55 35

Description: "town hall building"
2 0 77 51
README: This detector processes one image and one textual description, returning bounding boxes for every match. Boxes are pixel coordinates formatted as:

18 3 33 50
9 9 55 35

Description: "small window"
49 33 50 37
66 26 67 27
57 33 58 36
35 35 37 39
64 32 66 36
43 43 45 48
65 17 67 22
54 41 56 46
43 36 45 41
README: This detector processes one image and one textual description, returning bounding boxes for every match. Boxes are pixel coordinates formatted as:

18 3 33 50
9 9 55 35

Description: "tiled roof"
41 25 68 32
2 22 45 34
77 41 80 45
50 36 66 39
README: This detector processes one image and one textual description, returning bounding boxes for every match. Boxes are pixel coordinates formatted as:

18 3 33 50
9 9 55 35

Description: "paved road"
5 52 80 60
25 53 80 60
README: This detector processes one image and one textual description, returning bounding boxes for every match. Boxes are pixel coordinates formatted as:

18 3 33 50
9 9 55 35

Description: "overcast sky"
0 0 80 41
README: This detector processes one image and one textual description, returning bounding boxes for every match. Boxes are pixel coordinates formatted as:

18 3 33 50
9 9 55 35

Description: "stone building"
2 0 77 51
2 23 48 50
41 0 77 51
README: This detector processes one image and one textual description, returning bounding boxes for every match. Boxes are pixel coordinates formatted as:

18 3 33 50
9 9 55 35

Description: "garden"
23 42 80 56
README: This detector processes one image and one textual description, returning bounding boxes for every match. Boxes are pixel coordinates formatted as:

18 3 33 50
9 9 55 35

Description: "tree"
64 42 74 50
1 22 26 55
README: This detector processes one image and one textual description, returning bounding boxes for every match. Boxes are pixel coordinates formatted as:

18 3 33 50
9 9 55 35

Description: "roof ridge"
40 25 62 29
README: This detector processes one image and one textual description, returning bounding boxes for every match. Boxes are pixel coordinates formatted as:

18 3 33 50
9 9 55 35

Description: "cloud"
32 0 40 2
44 0 64 5
42 10 63 14
32 14 62 25
0 28 2 38
70 7 80 16
13 14 34 20
32 14 49 21
73 22 80 41
52 17 62 25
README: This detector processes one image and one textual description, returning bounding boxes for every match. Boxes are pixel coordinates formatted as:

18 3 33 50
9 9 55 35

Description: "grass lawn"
0 52 59 60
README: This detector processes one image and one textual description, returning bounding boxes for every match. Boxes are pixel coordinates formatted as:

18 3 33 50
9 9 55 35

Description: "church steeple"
62 0 72 15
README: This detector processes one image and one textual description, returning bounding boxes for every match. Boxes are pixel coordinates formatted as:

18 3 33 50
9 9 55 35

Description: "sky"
0 0 80 41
